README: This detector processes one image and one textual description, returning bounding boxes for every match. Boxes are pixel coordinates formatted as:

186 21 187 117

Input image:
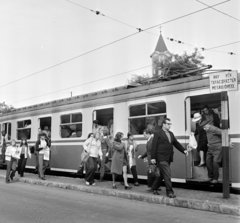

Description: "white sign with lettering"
209 70 238 93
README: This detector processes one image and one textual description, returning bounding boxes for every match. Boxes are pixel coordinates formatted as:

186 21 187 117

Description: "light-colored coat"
124 140 138 167
83 138 102 158
5 145 18 161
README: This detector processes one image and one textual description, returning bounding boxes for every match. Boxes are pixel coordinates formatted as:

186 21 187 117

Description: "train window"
147 102 166 114
129 101 166 135
60 113 82 138
130 104 145 117
2 122 11 140
61 115 70 124
93 108 113 136
17 120 31 140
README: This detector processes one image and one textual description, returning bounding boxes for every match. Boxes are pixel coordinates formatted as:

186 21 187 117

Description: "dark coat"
141 136 153 165
111 141 127 175
35 139 51 152
151 128 186 163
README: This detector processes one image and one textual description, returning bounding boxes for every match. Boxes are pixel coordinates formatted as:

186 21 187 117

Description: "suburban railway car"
0 72 239 189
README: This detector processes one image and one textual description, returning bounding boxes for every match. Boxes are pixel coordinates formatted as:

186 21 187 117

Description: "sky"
0 0 239 108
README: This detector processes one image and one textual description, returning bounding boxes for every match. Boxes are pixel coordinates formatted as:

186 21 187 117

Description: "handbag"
188 132 197 150
77 164 84 175
81 150 89 164
148 164 160 177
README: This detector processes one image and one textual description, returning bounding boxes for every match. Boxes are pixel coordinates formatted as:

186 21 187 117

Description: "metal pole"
221 91 230 198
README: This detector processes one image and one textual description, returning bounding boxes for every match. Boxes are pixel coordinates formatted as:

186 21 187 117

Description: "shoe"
153 190 160 195
134 182 140 186
91 183 96 186
167 193 176 198
10 176 14 181
211 179 218 184
207 178 213 182
198 163 206 167
41 177 46 180
124 185 132 190
112 185 117 189
86 181 90 186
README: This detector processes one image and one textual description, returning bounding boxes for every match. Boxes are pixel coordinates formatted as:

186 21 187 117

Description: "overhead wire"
0 0 229 89
10 64 152 104
67 0 239 55
196 0 240 22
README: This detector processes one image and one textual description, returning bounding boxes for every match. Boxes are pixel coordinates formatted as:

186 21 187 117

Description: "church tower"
150 32 171 76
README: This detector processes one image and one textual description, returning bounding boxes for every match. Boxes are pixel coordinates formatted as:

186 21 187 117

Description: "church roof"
154 34 168 53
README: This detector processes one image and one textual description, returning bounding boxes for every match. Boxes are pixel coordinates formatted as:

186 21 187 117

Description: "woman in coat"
125 132 139 186
18 138 31 177
83 132 102 186
111 132 131 189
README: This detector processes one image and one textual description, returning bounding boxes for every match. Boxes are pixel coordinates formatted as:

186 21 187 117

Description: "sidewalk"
0 169 239 216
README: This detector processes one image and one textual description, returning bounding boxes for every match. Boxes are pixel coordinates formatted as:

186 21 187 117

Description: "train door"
185 92 223 182
93 108 114 136
39 117 52 137
38 117 52 168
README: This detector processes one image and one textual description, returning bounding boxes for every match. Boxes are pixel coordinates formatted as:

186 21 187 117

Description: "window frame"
60 112 83 138
128 101 167 135
16 119 32 140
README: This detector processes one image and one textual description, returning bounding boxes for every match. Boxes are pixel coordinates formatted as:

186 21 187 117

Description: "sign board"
209 70 238 93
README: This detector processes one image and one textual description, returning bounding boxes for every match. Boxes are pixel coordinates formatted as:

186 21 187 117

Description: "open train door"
184 97 193 179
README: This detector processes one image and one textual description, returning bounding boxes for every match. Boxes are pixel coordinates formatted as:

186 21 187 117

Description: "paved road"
0 181 239 223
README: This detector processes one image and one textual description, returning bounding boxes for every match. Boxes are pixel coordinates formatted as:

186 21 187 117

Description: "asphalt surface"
0 181 239 223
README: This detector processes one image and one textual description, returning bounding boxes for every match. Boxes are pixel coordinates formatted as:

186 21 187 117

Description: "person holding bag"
138 129 161 195
5 139 19 183
83 132 102 186
36 133 50 180
18 138 31 177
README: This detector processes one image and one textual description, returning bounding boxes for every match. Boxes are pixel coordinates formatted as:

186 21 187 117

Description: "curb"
1 175 239 216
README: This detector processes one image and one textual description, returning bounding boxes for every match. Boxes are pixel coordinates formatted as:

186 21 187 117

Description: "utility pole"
221 91 230 198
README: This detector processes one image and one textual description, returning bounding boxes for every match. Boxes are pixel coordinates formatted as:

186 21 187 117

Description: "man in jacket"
151 118 188 198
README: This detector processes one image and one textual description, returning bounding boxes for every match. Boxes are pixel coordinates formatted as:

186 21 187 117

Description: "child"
5 139 19 183
18 138 31 177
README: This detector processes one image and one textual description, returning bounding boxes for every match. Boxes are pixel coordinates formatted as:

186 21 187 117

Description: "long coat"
151 129 186 163
111 141 127 175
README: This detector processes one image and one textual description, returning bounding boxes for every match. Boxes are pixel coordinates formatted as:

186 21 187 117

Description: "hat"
192 113 202 122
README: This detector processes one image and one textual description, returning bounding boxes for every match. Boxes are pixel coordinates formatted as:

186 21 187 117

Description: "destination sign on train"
209 70 238 93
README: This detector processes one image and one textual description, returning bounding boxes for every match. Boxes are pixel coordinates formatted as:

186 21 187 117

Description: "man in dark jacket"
151 118 188 198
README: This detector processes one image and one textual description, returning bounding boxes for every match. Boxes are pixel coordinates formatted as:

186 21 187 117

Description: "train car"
0 72 239 190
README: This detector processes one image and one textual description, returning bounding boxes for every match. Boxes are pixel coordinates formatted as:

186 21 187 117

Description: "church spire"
150 30 171 76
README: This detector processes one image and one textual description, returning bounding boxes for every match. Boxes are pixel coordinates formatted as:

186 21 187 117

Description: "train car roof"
1 73 239 121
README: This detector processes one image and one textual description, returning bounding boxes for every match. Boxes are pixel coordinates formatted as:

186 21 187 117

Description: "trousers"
18 154 27 177
38 154 48 178
206 146 222 180
85 157 97 184
6 158 17 182
130 165 139 183
100 149 107 179
157 161 173 194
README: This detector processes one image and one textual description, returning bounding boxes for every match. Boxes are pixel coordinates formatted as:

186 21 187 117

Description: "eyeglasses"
165 123 172 126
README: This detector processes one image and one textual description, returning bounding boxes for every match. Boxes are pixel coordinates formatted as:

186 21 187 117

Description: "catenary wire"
10 64 152 104
0 0 229 89
196 0 240 22
67 0 239 55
